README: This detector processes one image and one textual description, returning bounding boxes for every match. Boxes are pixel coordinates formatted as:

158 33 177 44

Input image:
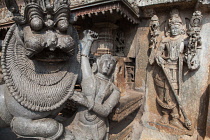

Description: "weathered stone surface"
0 0 210 140
140 7 210 139
138 0 192 7
205 68 210 140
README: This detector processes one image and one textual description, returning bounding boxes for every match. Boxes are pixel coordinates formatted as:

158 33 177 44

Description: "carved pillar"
92 22 118 56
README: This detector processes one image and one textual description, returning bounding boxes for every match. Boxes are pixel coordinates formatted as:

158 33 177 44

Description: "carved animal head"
82 30 98 41
2 0 80 112
6 0 76 61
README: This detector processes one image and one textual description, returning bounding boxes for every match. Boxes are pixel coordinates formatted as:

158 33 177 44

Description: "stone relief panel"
146 9 203 136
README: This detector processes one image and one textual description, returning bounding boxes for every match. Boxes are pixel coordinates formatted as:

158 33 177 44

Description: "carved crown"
24 0 70 30
169 9 182 26
5 0 71 26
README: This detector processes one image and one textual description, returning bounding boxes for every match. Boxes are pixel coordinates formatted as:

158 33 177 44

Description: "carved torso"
78 74 113 125
161 35 184 62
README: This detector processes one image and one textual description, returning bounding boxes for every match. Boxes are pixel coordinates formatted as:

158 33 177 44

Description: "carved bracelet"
81 54 89 58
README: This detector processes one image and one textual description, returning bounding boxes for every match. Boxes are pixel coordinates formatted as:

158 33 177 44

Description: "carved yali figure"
0 0 80 139
69 30 120 140
151 9 202 130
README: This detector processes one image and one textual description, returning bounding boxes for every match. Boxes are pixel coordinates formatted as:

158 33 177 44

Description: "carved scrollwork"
186 11 202 70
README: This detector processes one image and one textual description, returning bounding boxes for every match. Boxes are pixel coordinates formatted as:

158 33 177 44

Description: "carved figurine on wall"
149 15 160 65
0 0 80 139
69 30 121 140
151 9 202 130
186 11 202 70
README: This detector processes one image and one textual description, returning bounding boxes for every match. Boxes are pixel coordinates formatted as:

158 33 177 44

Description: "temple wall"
0 0 209 140
137 3 210 139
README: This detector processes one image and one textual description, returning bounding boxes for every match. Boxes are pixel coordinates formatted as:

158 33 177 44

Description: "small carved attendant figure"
70 30 120 140
154 9 191 129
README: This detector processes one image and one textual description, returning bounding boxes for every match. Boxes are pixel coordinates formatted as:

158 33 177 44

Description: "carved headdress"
169 9 182 27
6 0 72 30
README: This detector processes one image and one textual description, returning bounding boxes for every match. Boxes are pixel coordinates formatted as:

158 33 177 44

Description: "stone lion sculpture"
0 0 80 139
0 0 120 140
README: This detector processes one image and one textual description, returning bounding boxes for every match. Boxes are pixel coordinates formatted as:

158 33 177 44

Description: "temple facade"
0 0 209 140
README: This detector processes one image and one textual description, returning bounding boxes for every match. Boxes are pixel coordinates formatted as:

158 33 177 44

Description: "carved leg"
11 117 64 139
170 107 183 129
159 110 169 124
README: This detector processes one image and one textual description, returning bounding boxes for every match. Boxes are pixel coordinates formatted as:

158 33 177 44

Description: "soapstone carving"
0 0 80 139
69 30 121 140
149 15 160 65
186 11 202 70
150 9 202 130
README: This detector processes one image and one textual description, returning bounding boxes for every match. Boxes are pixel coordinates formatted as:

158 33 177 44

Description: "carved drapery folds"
149 9 202 132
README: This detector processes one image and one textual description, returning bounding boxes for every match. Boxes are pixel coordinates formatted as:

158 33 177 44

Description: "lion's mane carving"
2 24 79 112
0 0 81 139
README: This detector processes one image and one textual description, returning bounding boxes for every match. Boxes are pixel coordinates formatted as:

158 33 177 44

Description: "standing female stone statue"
70 30 121 140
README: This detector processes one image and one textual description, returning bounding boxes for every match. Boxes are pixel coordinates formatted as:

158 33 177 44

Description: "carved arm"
71 86 120 117
80 30 98 100
80 30 98 81
155 41 167 66
91 87 120 117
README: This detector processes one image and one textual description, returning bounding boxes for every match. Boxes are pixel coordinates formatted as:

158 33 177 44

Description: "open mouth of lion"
31 48 70 63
